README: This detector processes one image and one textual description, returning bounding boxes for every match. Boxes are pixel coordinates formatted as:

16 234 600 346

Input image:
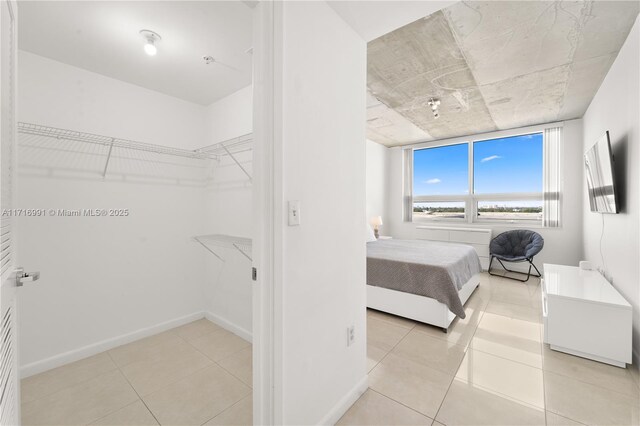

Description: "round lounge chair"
488 230 544 282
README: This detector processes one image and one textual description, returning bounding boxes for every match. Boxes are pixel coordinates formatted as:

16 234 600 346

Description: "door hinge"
252 267 257 281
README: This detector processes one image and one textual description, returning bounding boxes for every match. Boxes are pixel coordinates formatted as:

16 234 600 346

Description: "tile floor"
20 273 640 426
21 319 252 425
341 273 640 426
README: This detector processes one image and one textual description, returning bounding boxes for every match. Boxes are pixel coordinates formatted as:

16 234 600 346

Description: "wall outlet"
347 325 355 346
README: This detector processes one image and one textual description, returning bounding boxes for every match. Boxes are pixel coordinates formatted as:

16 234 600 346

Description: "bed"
367 238 482 331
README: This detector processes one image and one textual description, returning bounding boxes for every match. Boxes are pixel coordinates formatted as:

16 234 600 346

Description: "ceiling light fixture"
139 30 161 56
428 98 441 119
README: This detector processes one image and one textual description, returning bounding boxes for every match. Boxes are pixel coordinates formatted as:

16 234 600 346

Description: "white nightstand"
377 236 392 240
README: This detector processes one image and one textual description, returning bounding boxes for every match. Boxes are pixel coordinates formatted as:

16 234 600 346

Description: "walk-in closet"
3 1 257 424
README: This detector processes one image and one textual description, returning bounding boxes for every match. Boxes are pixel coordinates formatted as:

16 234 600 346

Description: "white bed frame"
367 273 481 331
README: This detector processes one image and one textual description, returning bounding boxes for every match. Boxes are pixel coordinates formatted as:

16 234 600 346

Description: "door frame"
251 2 282 424
0 0 20 423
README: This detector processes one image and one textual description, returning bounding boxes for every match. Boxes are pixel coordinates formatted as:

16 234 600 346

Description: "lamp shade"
370 216 383 227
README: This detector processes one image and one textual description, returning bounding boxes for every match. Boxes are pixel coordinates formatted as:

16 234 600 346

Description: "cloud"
426 178 441 184
480 155 502 163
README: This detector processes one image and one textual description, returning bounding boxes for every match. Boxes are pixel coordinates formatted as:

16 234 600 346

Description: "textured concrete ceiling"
367 1 640 146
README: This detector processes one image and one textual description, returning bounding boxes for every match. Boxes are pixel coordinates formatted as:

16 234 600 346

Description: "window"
407 130 560 226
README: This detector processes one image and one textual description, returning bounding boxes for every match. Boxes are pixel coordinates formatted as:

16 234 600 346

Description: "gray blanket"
367 239 482 318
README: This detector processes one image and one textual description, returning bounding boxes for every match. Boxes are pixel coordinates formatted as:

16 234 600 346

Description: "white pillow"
366 224 377 242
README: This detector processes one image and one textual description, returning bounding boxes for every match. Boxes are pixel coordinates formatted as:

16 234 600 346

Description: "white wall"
205 85 253 145
582 16 640 362
385 119 585 271
366 139 389 233
16 51 208 373
18 51 207 149
203 86 254 337
275 2 367 423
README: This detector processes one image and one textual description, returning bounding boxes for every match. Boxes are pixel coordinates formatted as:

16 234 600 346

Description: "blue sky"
413 133 543 196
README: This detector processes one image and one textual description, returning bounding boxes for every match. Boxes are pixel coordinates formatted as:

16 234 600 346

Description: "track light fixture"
428 98 441 119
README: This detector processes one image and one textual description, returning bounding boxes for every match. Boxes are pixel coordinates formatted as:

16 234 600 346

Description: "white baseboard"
317 375 368 426
20 311 205 378
205 311 253 343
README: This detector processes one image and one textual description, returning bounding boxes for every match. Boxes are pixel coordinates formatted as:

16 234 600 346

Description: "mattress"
366 239 482 318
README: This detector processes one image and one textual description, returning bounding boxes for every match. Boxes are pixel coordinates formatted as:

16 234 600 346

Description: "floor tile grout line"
110 321 241 424
182 327 253 389
541 367 640 400
367 310 417 331
545 410 589 426
369 320 416 371
198 393 252 426
467 344 544 371
369 291 488 424
21 330 191 409
367 388 436 423
104 350 162 426
20 363 121 407
86 398 149 426
533 310 638 399
460 277 634 423
156 342 251 426
215 344 252 364
98 321 251 426
451 377 546 412
374 317 483 423
24 320 251 425
367 377 445 421
540 346 640 398
214 361 253 389
485 298 544 321
432 284 488 423
133 348 238 399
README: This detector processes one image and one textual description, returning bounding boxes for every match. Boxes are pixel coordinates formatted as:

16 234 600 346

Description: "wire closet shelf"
17 122 253 178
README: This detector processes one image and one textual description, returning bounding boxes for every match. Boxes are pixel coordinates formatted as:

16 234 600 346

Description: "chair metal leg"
487 257 499 278
488 256 541 283
530 260 542 278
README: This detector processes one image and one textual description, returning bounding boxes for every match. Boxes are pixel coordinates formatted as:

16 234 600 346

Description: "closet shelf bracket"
222 144 252 181
193 234 252 261
196 134 253 181
102 138 115 177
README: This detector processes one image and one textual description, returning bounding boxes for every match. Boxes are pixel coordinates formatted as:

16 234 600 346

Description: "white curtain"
543 127 563 227
403 148 413 222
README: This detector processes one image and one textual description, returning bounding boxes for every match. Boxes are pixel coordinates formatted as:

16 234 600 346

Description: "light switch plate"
288 200 301 226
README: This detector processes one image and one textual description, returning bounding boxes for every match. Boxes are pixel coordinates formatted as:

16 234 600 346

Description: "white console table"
542 263 632 367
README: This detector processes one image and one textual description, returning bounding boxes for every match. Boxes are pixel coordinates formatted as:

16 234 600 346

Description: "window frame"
408 126 551 226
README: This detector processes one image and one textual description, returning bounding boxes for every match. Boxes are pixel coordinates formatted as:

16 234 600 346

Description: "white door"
0 0 19 424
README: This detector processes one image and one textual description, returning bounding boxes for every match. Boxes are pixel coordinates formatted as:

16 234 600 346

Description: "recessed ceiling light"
139 30 161 56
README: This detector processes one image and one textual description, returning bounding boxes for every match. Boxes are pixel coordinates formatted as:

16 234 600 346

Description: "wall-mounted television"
585 131 618 213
